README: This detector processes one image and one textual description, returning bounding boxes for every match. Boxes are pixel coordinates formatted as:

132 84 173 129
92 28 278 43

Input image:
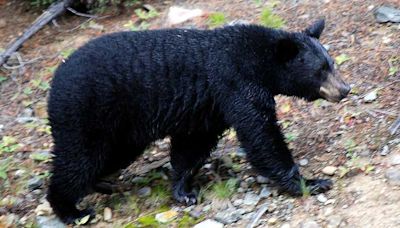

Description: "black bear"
47 19 350 224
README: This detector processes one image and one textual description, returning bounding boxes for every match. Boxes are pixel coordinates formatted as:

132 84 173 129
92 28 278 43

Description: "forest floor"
0 0 399 227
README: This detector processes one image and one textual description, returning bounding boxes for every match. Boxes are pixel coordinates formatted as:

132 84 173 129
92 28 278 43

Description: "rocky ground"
0 0 399 227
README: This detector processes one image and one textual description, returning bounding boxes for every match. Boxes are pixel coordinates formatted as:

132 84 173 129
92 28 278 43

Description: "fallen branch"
247 203 269 228
0 0 74 66
389 116 400 135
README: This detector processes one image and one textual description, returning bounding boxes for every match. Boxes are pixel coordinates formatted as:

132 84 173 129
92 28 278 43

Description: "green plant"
335 54 351 65
60 48 75 59
0 158 11 179
178 214 202 228
0 74 7 84
259 7 285 28
0 136 20 154
124 20 150 31
285 132 298 142
299 178 310 197
149 185 170 205
210 178 238 199
207 12 227 28
134 7 159 20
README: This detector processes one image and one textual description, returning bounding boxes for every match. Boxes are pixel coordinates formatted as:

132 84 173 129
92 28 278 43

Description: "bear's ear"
276 38 299 63
304 19 325 39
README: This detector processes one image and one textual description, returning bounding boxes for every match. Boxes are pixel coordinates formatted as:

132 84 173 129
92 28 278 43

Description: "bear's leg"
170 132 221 205
93 144 146 194
47 151 100 224
222 90 332 196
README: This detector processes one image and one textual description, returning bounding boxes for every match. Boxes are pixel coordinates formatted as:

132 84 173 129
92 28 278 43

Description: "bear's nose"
339 83 351 97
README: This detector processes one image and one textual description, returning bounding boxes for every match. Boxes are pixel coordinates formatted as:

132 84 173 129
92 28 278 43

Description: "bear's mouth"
319 73 351 102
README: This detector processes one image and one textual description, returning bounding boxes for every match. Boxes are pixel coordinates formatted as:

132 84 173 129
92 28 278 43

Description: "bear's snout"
319 73 350 102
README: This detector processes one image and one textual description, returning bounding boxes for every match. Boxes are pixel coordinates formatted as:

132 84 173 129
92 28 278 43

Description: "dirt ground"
0 0 399 227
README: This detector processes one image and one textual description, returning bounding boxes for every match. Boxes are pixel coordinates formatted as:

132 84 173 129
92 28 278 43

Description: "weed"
60 48 75 59
134 7 159 20
0 136 20 155
285 132 298 142
149 185 170 206
0 74 7 84
299 178 310 197
259 7 285 28
0 158 11 179
210 178 238 199
124 20 151 31
178 214 202 228
207 12 227 28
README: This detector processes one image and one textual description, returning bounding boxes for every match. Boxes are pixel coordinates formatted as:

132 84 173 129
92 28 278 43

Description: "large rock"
374 6 400 23
215 207 242 224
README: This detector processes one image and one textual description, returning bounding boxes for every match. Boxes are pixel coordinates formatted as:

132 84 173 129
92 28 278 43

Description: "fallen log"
0 0 74 66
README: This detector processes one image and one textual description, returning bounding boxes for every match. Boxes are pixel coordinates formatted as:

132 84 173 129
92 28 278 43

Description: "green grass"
259 7 285 28
210 178 238 199
207 12 227 28
299 178 310 197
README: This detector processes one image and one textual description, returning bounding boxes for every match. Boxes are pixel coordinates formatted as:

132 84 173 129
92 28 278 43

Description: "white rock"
281 223 291 228
322 166 337 175
167 6 204 25
363 90 377 102
194 219 224 228
155 210 178 223
301 220 321 228
243 192 260 206
391 155 400 165
317 194 328 203
381 145 389 156
35 201 53 216
299 159 309 166
103 207 112 221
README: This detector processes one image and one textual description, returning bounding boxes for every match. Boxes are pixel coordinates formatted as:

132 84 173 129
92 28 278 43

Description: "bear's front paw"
305 178 333 194
280 178 333 196
173 189 197 205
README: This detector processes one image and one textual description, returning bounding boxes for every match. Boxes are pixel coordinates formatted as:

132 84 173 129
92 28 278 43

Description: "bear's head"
271 19 350 102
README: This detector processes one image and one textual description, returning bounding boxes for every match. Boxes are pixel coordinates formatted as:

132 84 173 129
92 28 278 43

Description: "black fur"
47 21 335 224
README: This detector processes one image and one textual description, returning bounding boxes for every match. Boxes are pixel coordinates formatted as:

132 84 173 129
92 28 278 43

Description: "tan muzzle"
319 73 351 102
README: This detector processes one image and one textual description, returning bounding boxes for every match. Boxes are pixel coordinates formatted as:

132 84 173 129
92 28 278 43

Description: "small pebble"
317 194 328 203
301 220 321 228
27 177 44 191
256 175 269 184
259 186 271 198
215 207 242 224
381 145 389 156
322 166 337 176
233 199 243 206
391 155 400 165
137 187 151 197
281 223 291 228
193 219 224 228
299 159 309 166
243 192 260 206
103 207 112 221
385 168 400 186
34 201 53 216
268 217 278 225
326 215 342 228
363 90 377 102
